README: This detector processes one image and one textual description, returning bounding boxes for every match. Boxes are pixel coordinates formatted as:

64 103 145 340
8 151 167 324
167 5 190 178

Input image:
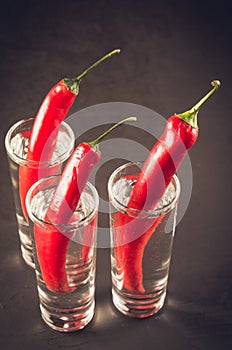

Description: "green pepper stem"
177 80 221 128
76 49 120 81
190 80 221 112
88 116 137 149
64 49 121 94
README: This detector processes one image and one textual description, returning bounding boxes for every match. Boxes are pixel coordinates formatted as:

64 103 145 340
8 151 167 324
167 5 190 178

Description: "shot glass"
108 162 181 318
5 118 75 268
26 175 99 332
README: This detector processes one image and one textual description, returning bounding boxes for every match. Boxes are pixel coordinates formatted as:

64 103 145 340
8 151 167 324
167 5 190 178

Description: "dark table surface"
0 1 231 349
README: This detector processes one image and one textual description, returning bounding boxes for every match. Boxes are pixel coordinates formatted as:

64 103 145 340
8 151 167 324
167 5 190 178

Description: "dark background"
0 1 231 349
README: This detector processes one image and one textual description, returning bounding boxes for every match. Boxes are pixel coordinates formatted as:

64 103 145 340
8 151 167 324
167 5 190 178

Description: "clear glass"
5 118 75 268
108 162 181 318
26 175 99 332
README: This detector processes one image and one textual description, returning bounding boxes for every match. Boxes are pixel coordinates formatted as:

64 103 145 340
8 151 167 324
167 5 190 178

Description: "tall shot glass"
5 118 75 268
26 175 99 332
108 162 181 318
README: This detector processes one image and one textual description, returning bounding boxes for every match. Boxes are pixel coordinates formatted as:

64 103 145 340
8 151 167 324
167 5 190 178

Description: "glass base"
112 286 166 318
17 214 35 268
40 299 95 332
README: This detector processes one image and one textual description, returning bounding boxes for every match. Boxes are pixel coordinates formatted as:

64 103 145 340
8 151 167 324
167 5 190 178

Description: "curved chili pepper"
19 49 121 220
33 117 136 294
114 80 221 294
113 198 164 293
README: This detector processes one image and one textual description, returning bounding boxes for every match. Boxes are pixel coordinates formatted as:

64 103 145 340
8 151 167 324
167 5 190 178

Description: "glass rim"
26 174 99 230
108 161 181 217
4 117 75 167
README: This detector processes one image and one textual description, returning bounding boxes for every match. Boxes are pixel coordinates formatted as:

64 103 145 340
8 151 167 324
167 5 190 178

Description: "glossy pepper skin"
27 81 76 161
19 81 76 220
113 117 197 294
34 143 100 293
19 49 121 221
113 195 164 293
113 81 221 294
128 116 198 212
33 117 136 294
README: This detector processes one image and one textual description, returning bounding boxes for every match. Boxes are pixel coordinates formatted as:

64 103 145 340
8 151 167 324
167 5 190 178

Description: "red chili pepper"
113 191 164 293
82 215 98 264
33 117 136 294
19 49 121 221
113 80 221 294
